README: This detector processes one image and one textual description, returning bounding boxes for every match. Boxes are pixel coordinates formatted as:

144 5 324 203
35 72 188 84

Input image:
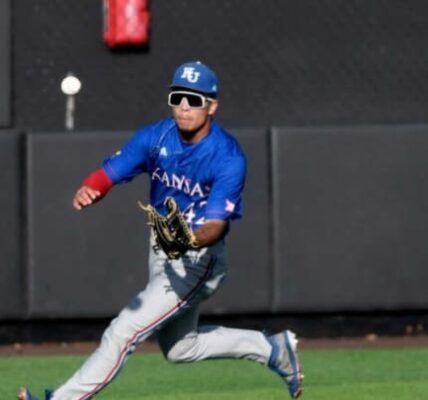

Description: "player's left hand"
139 197 198 259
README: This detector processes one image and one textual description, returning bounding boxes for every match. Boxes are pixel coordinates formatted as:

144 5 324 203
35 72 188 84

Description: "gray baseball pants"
51 239 272 400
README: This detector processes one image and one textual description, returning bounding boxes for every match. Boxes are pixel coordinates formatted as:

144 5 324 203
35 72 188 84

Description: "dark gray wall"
0 0 11 127
13 0 428 132
273 125 428 312
26 132 151 317
2 124 428 319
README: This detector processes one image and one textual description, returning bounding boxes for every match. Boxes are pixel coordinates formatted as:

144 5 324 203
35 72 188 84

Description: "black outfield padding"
272 125 428 312
0 131 24 317
23 124 428 318
26 132 151 318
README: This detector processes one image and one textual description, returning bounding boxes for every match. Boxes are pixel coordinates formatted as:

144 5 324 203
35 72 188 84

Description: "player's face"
170 92 218 134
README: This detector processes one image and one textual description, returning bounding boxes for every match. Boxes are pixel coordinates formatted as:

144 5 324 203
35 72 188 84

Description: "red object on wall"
103 0 150 48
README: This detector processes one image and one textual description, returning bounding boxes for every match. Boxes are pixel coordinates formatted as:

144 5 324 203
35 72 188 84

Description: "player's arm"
73 168 113 210
193 219 228 247
73 124 158 210
195 154 246 246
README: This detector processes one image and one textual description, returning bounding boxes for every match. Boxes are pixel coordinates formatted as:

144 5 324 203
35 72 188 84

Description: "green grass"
1 347 428 399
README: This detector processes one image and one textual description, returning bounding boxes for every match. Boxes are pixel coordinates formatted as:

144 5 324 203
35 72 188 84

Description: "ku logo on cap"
181 67 200 83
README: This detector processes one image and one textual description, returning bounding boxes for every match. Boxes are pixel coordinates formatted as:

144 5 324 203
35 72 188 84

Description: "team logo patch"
181 67 200 83
225 199 235 212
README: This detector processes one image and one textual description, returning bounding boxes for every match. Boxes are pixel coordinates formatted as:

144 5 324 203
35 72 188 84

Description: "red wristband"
82 168 113 197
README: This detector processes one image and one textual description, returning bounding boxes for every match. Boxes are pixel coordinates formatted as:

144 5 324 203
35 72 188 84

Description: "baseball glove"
138 197 198 260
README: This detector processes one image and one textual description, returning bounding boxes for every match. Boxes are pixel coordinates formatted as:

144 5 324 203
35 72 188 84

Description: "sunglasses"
168 91 213 109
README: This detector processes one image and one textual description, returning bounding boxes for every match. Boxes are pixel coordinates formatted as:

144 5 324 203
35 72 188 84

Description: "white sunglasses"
168 91 214 109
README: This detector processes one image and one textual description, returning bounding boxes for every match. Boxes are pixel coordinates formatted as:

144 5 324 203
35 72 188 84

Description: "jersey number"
182 202 206 225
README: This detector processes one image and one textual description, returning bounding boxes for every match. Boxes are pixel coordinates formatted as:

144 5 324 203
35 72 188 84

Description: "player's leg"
158 310 303 399
158 242 271 365
158 306 272 364
49 243 217 400
158 244 303 399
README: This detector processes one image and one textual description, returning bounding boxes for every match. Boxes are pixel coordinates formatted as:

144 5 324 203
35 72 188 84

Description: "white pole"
65 95 75 131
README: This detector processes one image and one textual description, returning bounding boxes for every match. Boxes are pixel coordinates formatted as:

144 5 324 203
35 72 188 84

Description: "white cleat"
267 330 304 398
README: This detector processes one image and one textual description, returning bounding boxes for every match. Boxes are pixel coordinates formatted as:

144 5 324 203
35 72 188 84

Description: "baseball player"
19 61 303 400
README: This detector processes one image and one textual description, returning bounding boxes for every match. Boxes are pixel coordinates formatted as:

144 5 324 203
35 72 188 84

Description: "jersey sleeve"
101 126 154 184
205 154 247 221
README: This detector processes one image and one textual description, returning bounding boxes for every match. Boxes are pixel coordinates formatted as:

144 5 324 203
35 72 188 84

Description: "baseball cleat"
18 388 53 400
267 330 304 398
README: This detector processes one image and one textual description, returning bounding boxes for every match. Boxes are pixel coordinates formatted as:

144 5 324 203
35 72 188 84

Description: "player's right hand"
73 186 101 210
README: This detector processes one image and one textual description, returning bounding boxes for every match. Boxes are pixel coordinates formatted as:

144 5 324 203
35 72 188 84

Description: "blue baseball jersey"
102 117 247 229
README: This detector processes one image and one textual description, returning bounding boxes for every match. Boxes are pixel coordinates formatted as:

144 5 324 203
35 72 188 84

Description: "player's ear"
207 100 218 116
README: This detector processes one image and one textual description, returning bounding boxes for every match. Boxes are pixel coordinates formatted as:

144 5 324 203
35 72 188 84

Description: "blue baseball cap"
170 61 219 97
